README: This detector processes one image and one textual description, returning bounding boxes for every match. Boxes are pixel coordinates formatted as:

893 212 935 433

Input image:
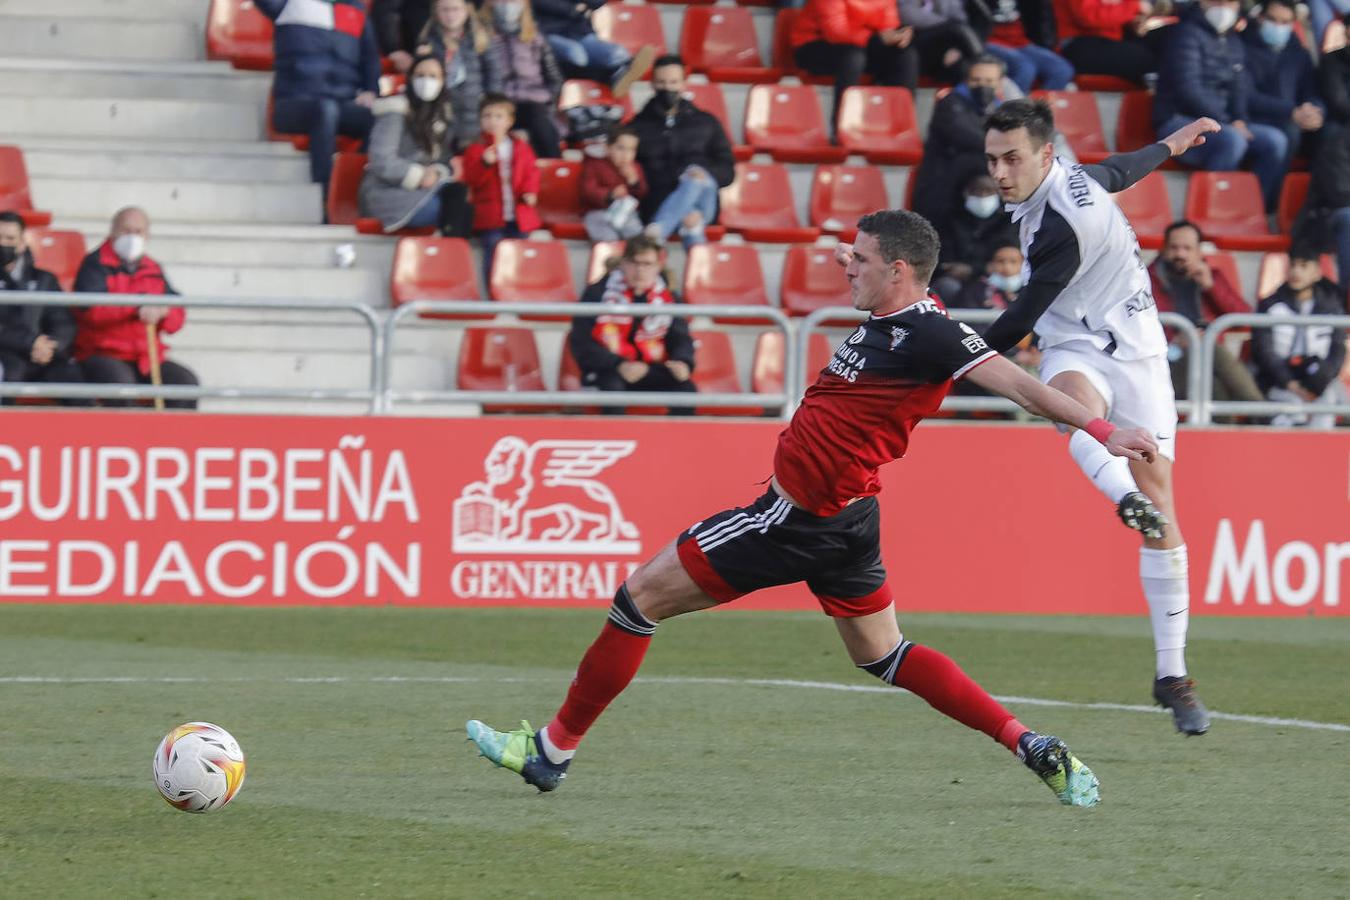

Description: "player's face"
985 127 1053 204
619 249 662 293
846 232 903 314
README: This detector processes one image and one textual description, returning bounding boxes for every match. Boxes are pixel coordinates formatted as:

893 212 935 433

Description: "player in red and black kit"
467 210 1159 807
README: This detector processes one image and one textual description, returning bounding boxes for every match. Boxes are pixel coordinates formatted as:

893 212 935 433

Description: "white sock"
1140 545 1189 678
1068 429 1139 505
538 726 575 764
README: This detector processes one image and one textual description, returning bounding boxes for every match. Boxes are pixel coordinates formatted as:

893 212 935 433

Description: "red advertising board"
0 411 1344 615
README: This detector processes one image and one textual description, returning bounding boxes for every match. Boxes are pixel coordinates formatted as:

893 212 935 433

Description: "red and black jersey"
774 298 998 515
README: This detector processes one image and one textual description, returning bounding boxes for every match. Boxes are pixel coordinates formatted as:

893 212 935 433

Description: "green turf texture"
2 606 1347 899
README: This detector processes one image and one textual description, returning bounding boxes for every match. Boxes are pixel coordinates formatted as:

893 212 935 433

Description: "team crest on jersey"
888 326 909 350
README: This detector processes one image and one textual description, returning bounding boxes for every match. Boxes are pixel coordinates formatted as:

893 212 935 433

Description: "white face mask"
965 194 1000 219
1204 4 1238 33
989 271 1024 293
412 77 444 102
113 233 146 263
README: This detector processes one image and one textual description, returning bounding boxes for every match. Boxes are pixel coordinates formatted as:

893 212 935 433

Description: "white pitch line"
3 673 1347 734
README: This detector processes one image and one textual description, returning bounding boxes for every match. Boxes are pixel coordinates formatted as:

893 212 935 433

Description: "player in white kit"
979 99 1219 735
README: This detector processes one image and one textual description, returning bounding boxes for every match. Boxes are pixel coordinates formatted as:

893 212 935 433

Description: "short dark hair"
967 53 1006 76
0 211 25 233
984 98 1055 147
608 125 639 144
622 234 664 260
1264 0 1297 14
478 92 515 114
856 209 941 284
1288 243 1322 264
652 54 684 72
1164 219 1203 244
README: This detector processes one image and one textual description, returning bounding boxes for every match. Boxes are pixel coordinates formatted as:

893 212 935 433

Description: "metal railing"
0 292 386 413
1197 312 1350 424
382 300 795 419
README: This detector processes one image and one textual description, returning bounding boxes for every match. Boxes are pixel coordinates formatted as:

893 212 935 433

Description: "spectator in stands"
1241 0 1324 169
1252 247 1347 428
414 0 493 150
568 235 696 413
897 0 985 84
581 126 648 241
789 0 919 128
480 0 564 159
911 54 1006 224
984 0 1075 92
954 241 1027 310
531 0 655 97
73 207 198 410
1302 18 1350 294
1308 0 1350 49
462 94 542 281
931 174 1019 305
373 0 433 70
629 56 736 248
360 55 475 236
0 211 85 403
258 0 381 200
1054 0 1157 86
1148 220 1264 404
1153 0 1289 211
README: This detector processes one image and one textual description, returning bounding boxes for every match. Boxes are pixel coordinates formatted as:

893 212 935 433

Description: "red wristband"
1085 417 1116 444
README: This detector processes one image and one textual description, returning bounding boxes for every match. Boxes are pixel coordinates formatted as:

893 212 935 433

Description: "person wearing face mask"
413 0 493 150
1153 0 1292 211
0 211 86 404
360 54 475 236
1241 0 1325 170
480 0 564 159
911 55 1008 225
73 207 198 410
931 174 1019 306
954 242 1027 310
628 56 736 248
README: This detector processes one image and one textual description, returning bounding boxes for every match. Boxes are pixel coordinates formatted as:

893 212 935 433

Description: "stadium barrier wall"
0 411 1343 616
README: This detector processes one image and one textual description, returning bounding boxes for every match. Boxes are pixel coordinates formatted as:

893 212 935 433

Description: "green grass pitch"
2 605 1347 898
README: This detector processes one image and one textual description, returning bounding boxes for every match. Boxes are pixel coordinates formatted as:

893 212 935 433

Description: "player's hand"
1160 117 1222 156
834 242 854 269
1106 426 1158 463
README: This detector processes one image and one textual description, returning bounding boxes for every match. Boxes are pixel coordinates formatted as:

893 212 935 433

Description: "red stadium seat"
325 153 386 233
683 243 772 323
389 236 485 318
743 84 847 164
25 229 86 292
1115 91 1155 153
751 330 833 394
779 244 851 317
679 7 779 83
1032 91 1108 163
718 163 820 243
1185 172 1287 251
836 87 922 165
586 239 626 284
690 330 745 415
592 3 667 55
535 158 586 239
809 164 888 240
0 146 52 227
489 238 577 320
558 79 634 119
1256 251 1338 300
457 326 550 412
1277 172 1310 236
206 0 274 71
681 82 751 160
1075 73 1136 92
1113 171 1172 249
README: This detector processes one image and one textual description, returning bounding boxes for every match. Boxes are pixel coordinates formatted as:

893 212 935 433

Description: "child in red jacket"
461 93 542 283
580 126 648 242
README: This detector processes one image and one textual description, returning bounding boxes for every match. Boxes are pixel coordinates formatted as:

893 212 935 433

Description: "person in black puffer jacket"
0 211 86 404
1297 22 1350 301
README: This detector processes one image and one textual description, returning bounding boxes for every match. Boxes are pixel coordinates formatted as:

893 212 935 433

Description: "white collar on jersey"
1007 156 1067 224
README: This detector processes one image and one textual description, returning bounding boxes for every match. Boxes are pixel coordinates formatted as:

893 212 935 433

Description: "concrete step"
177 349 375 390
168 263 387 303
0 58 270 103
1 95 261 141
10 135 299 159
31 175 321 224
130 234 395 272
0 16 204 62
26 146 309 185
0 0 210 21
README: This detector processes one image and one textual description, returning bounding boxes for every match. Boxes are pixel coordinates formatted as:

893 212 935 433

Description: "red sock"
546 620 652 751
892 644 1027 752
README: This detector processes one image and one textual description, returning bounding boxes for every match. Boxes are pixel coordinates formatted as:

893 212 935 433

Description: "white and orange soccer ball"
152 722 246 813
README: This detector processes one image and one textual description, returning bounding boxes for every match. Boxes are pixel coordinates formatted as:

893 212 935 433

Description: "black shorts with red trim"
675 489 891 618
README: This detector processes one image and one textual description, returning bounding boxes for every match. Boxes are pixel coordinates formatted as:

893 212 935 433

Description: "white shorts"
1039 341 1178 460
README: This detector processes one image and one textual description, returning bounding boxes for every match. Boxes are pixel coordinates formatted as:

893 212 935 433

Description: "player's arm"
965 355 1158 461
1083 118 1223 193
981 208 1079 354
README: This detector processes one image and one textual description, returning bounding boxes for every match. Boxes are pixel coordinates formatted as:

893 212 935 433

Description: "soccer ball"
152 722 246 813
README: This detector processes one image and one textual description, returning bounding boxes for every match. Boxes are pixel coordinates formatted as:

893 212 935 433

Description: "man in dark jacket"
911 55 1005 225
1304 28 1350 295
0 211 85 403
568 235 696 415
629 56 736 249
258 0 382 196
1152 0 1289 209
930 174 1019 306
1252 247 1347 427
1241 0 1324 166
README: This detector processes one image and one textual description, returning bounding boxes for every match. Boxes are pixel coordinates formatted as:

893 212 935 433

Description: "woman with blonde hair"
415 0 494 150
479 0 564 158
